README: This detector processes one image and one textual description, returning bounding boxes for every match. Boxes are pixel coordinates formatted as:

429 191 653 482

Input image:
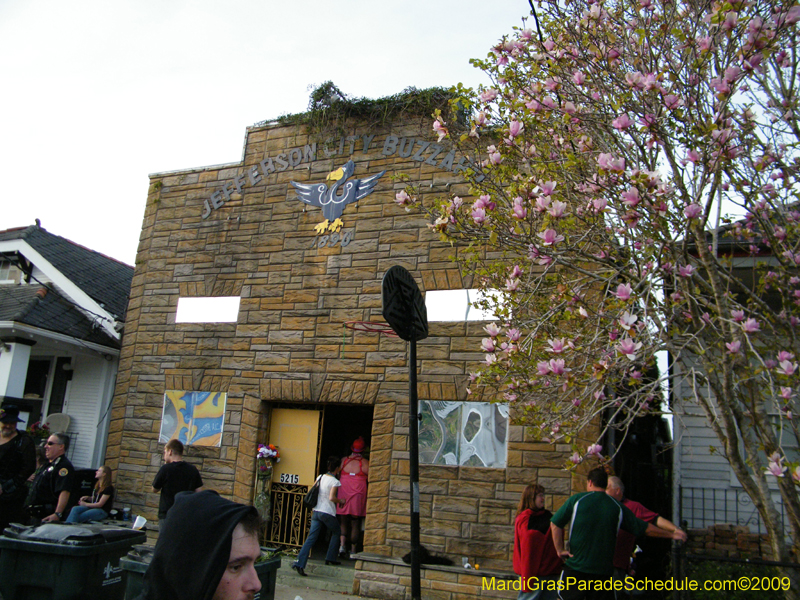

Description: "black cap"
0 405 23 424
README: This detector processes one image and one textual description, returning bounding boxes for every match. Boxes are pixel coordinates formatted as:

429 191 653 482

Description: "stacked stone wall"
107 117 573 575
685 524 774 561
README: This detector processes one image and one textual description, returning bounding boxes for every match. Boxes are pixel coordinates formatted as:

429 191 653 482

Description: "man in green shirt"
551 467 687 599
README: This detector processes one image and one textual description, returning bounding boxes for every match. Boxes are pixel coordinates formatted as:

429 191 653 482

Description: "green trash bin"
0 522 147 600
120 545 281 600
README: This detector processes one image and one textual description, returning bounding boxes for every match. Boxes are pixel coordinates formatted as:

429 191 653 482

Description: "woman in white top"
292 456 345 576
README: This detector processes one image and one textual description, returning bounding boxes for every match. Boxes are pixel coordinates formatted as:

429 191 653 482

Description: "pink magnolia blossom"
598 153 625 172
480 88 498 103
508 120 524 138
473 194 495 210
619 312 638 330
765 452 787 478
722 11 738 31
664 94 683 110
472 207 486 224
620 187 640 207
505 278 520 292
742 318 760 333
484 323 501 337
778 351 795 362
793 466 800 484
537 361 552 375
432 119 448 142
573 71 586 85
507 329 521 342
394 190 411 207
616 283 633 301
781 5 800 25
731 310 745 322
780 387 794 400
535 197 551 212
684 203 703 219
592 198 608 212
538 228 564 246
484 353 497 366
587 444 603 457
617 338 643 360
685 149 701 163
777 360 799 376
548 200 568 218
547 338 568 353
612 114 633 129
510 265 523 279
512 197 527 220
539 181 557 196
569 452 582 464
726 340 741 354
679 264 695 277
549 359 570 375
481 338 495 353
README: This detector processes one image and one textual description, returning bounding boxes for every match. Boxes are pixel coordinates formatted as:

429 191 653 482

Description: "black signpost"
381 265 428 600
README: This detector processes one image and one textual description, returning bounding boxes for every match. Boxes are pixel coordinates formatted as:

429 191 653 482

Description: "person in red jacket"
513 484 563 600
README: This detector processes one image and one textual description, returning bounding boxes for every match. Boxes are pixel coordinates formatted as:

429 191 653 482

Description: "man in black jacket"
0 405 36 530
137 490 262 600
26 431 74 523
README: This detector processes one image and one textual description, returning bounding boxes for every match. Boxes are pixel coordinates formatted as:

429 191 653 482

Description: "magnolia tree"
405 0 800 580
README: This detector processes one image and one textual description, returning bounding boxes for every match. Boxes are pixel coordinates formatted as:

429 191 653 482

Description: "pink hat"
351 437 366 453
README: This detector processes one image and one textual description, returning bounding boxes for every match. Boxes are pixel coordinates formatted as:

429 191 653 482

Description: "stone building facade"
106 110 573 593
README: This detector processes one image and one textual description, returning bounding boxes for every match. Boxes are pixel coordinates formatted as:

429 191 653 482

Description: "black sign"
381 266 428 342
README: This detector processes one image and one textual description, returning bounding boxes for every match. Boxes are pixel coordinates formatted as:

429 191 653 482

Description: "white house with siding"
0 223 133 469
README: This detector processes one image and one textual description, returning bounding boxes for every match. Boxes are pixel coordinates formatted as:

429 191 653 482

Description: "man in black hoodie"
137 490 262 600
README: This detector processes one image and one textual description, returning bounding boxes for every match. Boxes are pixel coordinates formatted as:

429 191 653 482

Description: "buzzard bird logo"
291 160 386 233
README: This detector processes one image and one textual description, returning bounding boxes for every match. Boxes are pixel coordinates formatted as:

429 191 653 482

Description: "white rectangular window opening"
176 296 241 323
425 289 500 322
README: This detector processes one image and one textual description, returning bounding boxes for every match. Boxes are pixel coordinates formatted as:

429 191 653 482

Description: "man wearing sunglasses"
25 433 75 523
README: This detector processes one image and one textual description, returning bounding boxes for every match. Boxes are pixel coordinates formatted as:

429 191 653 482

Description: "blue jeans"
65 506 108 523
295 511 341 568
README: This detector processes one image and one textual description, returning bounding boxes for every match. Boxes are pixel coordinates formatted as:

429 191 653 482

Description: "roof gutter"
0 321 120 357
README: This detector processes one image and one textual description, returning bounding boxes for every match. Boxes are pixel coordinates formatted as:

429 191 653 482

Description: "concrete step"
276 556 355 595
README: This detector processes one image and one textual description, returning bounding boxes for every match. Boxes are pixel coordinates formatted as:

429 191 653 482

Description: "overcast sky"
0 0 529 266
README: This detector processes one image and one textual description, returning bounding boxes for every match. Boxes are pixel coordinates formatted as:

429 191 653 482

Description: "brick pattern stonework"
107 117 574 588
686 524 774 560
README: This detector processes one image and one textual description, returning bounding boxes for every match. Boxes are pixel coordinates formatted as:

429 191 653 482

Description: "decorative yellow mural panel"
160 391 226 447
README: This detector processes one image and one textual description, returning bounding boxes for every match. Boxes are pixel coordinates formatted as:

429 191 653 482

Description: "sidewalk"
273 581 365 600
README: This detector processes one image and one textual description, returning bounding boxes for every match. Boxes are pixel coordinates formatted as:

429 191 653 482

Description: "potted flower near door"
254 444 279 521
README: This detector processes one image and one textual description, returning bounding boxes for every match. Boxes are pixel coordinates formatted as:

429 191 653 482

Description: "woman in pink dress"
337 436 369 558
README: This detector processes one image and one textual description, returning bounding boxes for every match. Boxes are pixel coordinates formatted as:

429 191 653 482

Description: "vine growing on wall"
257 82 458 139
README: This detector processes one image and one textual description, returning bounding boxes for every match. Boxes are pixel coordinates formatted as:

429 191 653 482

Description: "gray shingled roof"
0 224 134 348
0 284 118 347
0 224 134 319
